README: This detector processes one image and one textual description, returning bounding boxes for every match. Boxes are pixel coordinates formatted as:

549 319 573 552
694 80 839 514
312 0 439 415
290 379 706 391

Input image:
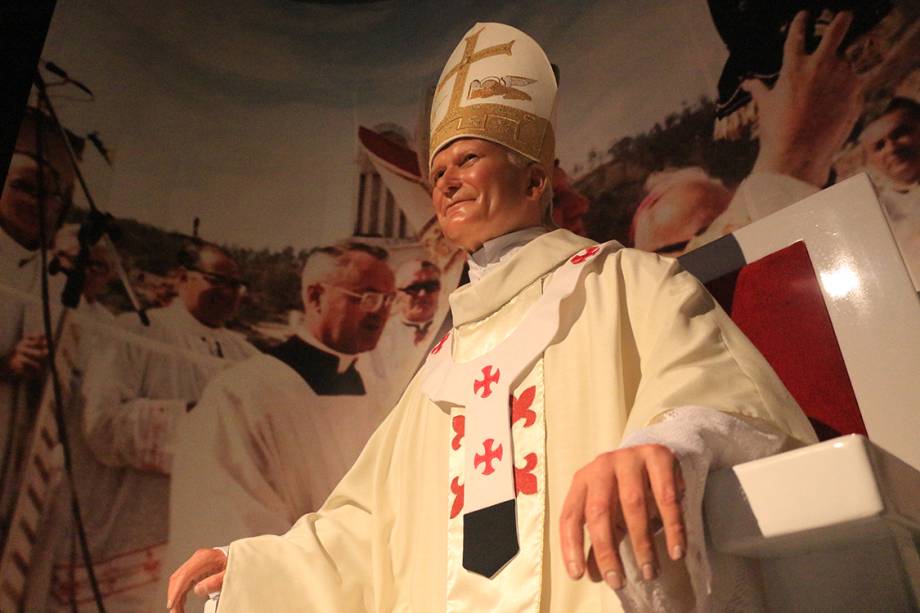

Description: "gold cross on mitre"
428 23 556 173
435 28 515 125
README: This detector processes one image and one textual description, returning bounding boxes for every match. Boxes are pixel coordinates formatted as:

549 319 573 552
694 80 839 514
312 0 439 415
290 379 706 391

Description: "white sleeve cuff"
614 405 803 613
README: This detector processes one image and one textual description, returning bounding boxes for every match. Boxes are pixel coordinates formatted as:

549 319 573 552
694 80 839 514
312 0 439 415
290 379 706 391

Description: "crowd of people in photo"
0 111 449 609
627 7 919 280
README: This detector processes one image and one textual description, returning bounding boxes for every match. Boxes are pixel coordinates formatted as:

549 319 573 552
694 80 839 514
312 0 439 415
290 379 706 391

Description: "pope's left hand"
560 444 685 590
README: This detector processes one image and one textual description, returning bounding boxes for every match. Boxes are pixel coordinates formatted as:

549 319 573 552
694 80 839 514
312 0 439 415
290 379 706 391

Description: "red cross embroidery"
431 331 450 355
570 245 600 264
514 453 538 496
451 415 465 450
473 438 503 475
450 476 465 519
473 365 500 398
511 386 536 427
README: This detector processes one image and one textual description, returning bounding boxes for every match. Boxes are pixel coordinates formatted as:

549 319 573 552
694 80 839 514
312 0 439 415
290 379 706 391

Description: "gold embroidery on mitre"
430 102 555 172
430 29 554 167
468 76 536 101
434 28 515 110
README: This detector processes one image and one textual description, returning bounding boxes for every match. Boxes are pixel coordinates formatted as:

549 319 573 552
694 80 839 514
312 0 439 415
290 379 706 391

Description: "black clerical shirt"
269 336 366 396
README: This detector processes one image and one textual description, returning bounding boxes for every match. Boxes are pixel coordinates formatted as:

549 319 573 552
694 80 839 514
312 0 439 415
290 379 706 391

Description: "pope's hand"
560 444 685 590
167 548 227 613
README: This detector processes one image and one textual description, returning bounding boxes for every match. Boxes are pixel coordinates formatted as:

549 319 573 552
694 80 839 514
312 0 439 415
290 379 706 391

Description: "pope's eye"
462 153 478 165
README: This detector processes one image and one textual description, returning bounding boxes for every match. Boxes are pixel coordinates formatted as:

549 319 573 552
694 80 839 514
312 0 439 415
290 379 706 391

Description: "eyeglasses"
188 267 247 291
323 283 396 312
399 280 441 295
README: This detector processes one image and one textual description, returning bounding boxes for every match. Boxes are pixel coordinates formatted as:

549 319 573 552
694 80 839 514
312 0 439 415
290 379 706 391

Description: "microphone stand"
33 69 148 325
19 68 116 613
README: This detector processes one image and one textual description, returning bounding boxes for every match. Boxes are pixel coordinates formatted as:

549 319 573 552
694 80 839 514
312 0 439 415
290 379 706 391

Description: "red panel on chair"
707 241 867 440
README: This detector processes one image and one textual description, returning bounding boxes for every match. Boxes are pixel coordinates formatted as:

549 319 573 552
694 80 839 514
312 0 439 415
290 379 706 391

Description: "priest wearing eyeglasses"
163 241 397 608
61 240 257 610
370 258 443 405
169 23 815 613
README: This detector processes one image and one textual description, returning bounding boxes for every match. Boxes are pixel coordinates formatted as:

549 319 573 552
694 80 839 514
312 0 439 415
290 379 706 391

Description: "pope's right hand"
167 548 227 613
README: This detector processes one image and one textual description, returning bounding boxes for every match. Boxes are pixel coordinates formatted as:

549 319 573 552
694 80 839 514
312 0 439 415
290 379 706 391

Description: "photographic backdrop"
1 1 918 611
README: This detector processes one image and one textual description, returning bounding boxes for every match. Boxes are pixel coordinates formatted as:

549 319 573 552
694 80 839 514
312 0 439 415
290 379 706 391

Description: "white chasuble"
217 229 817 613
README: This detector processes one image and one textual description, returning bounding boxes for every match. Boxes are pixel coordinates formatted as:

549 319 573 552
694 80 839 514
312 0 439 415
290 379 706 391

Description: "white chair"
680 173 920 612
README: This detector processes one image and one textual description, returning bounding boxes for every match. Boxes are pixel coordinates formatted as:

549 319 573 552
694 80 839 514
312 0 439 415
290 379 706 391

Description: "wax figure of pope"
168 23 816 613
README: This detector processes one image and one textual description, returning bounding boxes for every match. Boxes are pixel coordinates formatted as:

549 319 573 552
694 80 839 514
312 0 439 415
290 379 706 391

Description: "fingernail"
165 599 173 610
605 570 624 590
567 561 581 579
641 562 657 581
671 544 684 560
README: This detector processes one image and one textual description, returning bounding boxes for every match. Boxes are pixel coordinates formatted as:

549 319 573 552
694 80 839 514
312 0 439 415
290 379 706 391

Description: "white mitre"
429 22 558 173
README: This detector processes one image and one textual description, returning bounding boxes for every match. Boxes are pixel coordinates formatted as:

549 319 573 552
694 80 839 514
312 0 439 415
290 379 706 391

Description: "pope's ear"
526 164 548 202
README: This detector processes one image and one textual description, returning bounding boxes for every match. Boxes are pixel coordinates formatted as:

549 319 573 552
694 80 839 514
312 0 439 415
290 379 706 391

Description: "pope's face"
430 139 542 252
861 109 920 186
633 181 731 255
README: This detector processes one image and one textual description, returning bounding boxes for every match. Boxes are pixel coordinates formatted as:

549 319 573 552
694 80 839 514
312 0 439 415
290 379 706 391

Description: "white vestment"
873 177 920 288
687 172 821 251
214 229 815 612
50 302 257 611
0 230 57 534
21 300 116 612
166 337 390 610
691 170 920 289
369 317 438 407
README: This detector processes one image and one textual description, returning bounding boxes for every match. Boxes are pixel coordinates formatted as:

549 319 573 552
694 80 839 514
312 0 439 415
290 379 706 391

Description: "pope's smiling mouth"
444 198 474 217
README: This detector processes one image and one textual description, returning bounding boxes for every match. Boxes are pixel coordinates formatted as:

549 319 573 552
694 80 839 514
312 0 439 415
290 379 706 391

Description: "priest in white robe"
0 108 72 554
370 258 443 405
859 98 920 287
164 241 396 607
169 22 816 613
19 229 120 611
68 241 256 610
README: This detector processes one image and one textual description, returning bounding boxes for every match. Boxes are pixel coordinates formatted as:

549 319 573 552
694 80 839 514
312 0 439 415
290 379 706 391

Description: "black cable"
33 93 107 613
0 380 19 538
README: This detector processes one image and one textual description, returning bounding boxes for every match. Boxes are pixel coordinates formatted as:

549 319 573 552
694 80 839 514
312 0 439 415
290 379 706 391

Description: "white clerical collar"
467 226 548 284
296 325 358 374
401 318 433 332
